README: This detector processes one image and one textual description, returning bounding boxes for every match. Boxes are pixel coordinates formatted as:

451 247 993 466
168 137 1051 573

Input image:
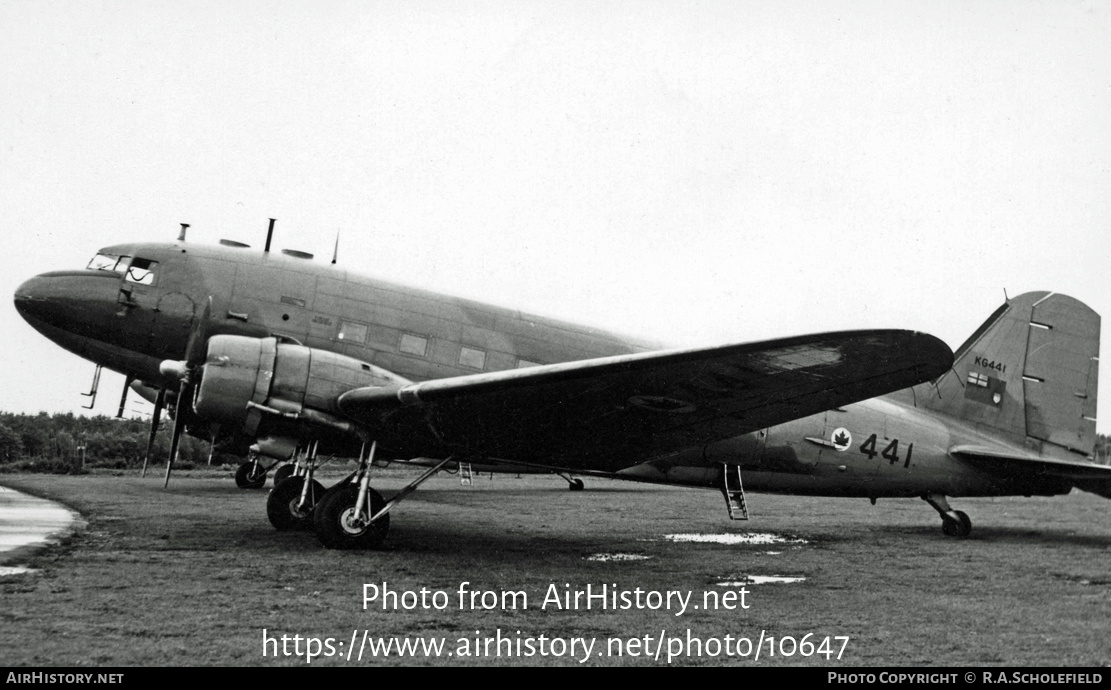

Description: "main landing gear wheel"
235 461 267 489
942 510 972 537
267 476 325 531
314 484 389 550
272 463 295 487
568 478 585 492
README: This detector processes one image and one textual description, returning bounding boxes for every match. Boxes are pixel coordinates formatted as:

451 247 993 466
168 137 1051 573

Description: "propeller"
163 386 190 488
157 297 212 488
139 388 165 478
183 295 213 368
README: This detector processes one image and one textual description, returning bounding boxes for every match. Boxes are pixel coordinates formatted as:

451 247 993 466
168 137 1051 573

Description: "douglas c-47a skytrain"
13 223 1110 547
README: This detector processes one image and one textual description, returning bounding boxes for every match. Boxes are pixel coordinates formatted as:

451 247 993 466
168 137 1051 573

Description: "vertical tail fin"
922 291 1100 456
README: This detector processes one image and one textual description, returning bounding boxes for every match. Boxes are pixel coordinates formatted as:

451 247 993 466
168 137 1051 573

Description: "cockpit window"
125 257 159 285
87 253 129 273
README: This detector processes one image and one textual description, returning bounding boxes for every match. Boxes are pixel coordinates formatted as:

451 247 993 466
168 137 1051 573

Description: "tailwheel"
558 473 585 491
956 510 972 536
923 493 972 538
314 484 390 550
235 460 267 489
941 511 972 537
267 476 325 531
941 517 959 536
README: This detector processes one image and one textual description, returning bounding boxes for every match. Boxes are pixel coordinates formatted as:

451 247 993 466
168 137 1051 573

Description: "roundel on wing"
831 427 852 451
628 395 697 414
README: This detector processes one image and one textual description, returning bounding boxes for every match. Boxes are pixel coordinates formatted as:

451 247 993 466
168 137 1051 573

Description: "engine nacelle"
193 335 408 433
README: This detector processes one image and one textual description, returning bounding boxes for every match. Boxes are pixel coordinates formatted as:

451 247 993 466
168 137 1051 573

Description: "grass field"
1 467 1108 667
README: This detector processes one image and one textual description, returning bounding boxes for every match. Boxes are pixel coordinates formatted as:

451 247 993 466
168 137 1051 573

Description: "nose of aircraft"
13 270 122 335
13 274 50 323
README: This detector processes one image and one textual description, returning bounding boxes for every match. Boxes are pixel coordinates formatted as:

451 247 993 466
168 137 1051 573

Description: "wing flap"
339 329 952 472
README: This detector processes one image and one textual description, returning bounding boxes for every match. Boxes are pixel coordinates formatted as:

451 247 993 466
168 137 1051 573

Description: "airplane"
354 289 1109 539
13 224 1104 546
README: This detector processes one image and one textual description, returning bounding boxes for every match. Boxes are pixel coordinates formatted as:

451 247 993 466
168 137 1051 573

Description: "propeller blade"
184 296 213 367
117 375 133 418
140 388 166 478
162 296 211 487
163 382 192 488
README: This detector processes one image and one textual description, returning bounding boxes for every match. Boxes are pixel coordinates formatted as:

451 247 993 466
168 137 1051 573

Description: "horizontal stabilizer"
950 444 1111 480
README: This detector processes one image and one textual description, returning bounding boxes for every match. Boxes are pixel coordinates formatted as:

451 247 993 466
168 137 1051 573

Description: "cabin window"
517 359 542 369
399 333 429 357
124 257 159 285
87 253 128 273
338 321 368 344
459 346 487 370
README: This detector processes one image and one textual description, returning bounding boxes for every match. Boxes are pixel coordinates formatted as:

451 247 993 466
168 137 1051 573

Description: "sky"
1 1 1109 431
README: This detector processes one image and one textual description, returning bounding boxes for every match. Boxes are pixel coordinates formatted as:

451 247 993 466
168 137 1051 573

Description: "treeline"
1095 434 1111 465
0 410 1109 472
0 411 221 472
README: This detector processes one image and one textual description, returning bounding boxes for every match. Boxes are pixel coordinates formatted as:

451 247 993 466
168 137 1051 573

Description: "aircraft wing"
338 330 953 473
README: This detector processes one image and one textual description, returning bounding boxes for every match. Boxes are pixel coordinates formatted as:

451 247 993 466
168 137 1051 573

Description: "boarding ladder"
721 464 749 520
459 461 473 486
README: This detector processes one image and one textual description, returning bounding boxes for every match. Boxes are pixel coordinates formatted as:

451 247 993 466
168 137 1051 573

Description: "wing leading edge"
338 330 953 473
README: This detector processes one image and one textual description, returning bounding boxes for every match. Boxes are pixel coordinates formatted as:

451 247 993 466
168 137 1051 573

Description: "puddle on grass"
659 533 808 546
0 566 38 577
716 576 806 585
584 553 653 562
0 485 82 574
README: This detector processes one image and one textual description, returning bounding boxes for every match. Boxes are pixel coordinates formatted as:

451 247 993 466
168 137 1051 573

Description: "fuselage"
12 239 1076 500
623 392 1072 499
14 240 656 388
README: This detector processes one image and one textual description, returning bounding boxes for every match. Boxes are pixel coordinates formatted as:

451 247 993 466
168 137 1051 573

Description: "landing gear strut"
312 442 454 550
267 441 323 531
922 493 971 537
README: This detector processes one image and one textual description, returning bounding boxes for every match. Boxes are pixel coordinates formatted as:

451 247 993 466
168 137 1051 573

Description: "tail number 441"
859 434 913 469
